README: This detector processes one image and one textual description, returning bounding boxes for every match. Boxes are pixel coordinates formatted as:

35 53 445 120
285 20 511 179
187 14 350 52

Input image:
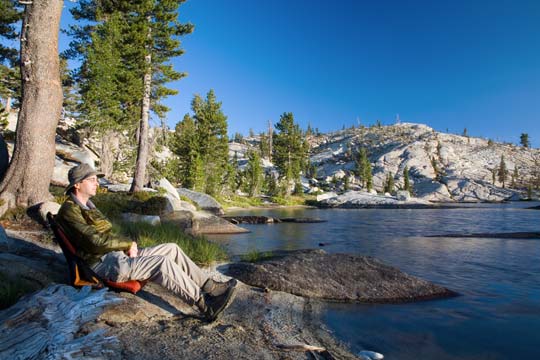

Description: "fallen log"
0 284 123 359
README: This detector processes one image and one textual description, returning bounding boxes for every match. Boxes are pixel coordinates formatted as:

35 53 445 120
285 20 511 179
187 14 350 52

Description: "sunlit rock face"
309 123 540 202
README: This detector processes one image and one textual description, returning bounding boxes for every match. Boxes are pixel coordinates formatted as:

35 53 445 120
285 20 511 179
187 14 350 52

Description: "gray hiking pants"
92 243 208 304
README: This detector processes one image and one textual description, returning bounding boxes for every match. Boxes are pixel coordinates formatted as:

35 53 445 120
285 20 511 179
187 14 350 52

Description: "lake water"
208 202 540 359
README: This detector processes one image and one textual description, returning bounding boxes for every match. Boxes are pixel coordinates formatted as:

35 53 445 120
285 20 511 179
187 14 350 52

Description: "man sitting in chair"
56 163 236 322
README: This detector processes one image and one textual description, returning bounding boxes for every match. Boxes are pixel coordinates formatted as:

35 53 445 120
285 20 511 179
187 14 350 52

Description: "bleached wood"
0 284 123 359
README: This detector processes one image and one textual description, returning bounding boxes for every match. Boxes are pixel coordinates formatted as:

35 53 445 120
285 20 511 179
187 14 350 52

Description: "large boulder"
154 178 180 200
446 178 518 202
227 249 456 303
414 180 453 202
176 188 224 216
191 211 249 234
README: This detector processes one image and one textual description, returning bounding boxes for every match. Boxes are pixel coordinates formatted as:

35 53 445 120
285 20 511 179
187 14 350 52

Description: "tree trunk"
100 130 119 179
5 96 11 113
0 0 63 214
130 54 152 192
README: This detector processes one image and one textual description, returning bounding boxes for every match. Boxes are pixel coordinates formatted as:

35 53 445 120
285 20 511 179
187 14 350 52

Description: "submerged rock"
226 249 456 303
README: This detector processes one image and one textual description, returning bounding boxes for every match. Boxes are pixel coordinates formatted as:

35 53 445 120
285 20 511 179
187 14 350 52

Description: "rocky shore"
0 227 457 359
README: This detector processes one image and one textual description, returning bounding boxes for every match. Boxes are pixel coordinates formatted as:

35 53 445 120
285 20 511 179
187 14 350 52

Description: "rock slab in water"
227 249 456 303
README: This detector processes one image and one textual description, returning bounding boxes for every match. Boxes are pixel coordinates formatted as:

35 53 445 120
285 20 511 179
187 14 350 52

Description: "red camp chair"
47 212 145 294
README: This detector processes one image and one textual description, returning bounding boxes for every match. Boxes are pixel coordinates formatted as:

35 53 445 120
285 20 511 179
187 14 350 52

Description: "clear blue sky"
60 0 539 147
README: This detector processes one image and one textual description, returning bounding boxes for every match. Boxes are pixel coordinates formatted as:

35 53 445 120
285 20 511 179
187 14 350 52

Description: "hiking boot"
196 284 236 322
202 278 238 297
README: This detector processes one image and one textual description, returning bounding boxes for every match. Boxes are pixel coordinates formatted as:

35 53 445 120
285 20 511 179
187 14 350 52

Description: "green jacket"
56 197 132 266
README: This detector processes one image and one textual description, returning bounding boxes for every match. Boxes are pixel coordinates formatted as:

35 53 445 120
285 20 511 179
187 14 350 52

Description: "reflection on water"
208 202 540 359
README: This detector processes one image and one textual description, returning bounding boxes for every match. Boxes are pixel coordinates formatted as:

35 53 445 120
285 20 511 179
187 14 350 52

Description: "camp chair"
47 212 145 294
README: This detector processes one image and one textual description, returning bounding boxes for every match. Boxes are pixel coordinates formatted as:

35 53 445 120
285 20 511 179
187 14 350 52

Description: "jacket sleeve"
58 202 132 256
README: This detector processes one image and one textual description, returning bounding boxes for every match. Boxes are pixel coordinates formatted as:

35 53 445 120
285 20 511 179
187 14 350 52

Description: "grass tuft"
115 221 227 266
240 250 274 263
216 194 263 209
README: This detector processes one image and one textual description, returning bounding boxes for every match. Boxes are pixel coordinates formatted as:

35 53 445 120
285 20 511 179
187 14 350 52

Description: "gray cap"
65 163 103 194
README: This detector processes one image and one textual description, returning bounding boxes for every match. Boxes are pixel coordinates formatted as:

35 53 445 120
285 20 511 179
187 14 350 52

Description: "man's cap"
65 163 104 193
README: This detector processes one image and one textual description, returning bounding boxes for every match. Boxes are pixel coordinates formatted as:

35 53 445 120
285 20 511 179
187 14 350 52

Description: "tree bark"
130 54 152 192
0 0 63 214
4 96 11 113
100 130 119 179
130 20 152 193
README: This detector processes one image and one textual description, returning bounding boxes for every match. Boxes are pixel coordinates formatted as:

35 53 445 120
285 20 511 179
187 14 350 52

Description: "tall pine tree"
245 150 263 197
498 154 508 188
66 0 193 186
171 90 229 195
272 112 308 194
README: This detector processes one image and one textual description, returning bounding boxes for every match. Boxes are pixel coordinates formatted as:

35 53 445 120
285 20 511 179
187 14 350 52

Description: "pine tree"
403 166 412 193
384 172 395 194
170 114 198 187
245 150 263 197
498 154 508 188
129 0 194 191
171 90 229 195
511 166 518 188
66 0 193 187
273 112 308 193
0 0 63 213
343 175 350 190
520 133 530 148
355 147 372 191
259 132 270 159
264 173 278 196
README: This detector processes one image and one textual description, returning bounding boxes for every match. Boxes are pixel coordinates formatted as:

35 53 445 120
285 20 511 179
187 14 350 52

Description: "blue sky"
56 1 537 147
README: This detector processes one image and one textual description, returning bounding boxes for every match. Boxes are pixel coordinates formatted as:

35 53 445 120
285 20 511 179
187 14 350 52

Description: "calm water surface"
208 202 540 359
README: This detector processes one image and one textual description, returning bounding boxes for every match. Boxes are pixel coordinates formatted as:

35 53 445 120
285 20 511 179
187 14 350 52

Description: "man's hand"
127 241 138 258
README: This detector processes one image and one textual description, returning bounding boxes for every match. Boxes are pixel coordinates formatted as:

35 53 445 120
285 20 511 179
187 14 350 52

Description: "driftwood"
0 284 123 359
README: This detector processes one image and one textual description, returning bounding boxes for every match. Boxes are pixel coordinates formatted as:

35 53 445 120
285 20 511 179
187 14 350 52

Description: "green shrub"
132 190 156 202
92 192 131 219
